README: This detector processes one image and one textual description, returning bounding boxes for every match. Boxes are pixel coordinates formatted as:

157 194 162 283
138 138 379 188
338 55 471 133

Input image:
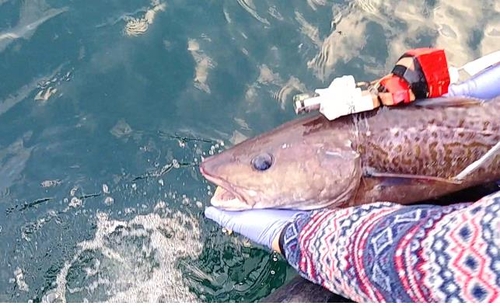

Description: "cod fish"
200 96 500 210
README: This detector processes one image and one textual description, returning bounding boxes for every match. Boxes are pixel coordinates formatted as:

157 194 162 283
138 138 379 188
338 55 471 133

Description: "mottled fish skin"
351 97 500 206
200 96 500 210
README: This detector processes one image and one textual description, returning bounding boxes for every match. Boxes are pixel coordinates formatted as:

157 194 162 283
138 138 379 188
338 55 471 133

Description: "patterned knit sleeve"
280 191 500 303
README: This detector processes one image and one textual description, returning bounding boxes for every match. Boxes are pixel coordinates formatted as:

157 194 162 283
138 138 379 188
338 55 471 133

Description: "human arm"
206 191 500 303
277 192 500 303
446 62 500 99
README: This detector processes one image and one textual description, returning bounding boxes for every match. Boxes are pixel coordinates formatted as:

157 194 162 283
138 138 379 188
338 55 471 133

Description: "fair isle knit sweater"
280 190 500 303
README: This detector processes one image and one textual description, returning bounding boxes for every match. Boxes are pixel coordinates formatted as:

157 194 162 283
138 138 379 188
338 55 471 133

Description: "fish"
199 96 500 210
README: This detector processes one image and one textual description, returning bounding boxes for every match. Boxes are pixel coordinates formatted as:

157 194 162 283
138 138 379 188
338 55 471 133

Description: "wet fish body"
200 96 500 210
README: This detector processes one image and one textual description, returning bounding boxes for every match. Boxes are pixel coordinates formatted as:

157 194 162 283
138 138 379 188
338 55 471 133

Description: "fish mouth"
199 165 254 210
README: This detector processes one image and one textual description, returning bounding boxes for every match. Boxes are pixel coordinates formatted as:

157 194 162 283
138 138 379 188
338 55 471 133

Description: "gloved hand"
205 207 302 251
446 62 500 100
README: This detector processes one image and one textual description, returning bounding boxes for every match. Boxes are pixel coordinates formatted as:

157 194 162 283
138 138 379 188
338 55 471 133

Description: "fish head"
200 117 362 210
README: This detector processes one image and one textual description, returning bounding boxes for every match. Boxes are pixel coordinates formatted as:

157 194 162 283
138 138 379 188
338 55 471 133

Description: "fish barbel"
200 96 500 210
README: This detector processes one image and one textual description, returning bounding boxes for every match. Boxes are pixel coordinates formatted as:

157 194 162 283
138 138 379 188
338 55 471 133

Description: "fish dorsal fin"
413 96 485 108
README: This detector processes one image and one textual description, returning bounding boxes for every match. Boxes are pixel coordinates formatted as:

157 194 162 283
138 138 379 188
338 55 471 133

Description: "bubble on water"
124 207 136 215
102 184 109 194
14 267 29 292
222 228 233 235
69 187 78 197
104 197 114 206
69 197 82 208
44 210 202 302
41 180 62 188
195 201 203 208
208 145 216 156
242 239 252 248
172 160 181 169
41 289 62 303
154 201 167 211
158 179 164 186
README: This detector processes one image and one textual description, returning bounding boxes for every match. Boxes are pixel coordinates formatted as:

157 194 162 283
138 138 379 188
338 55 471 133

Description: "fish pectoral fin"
452 141 500 181
363 167 462 185
413 97 484 108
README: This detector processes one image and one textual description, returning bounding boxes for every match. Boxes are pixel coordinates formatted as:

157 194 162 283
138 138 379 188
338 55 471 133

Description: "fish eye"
251 153 273 171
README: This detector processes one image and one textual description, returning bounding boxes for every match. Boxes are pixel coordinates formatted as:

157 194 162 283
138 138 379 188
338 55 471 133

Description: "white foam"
13 267 29 292
43 207 203 303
